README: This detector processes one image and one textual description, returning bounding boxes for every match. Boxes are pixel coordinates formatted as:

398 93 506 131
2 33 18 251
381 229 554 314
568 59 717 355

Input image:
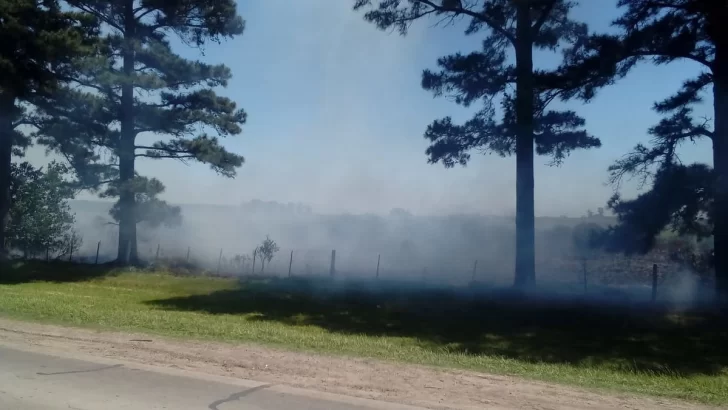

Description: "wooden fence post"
217 248 223 274
652 264 658 303
288 250 293 277
68 233 75 262
186 246 190 263
376 254 380 279
329 249 336 277
125 240 131 264
252 248 257 275
95 241 101 265
155 244 160 263
471 260 478 282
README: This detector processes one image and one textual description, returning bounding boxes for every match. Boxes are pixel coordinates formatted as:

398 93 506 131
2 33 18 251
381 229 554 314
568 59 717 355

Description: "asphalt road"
0 345 423 410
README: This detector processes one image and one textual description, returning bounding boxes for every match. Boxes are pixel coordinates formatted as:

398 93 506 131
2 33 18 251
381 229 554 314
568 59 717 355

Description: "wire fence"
29 238 712 303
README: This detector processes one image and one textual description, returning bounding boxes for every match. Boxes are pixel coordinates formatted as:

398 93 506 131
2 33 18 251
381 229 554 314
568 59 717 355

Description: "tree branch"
135 145 196 160
70 3 124 32
136 153 196 159
12 119 38 129
135 145 187 153
643 1 692 12
134 6 158 21
629 49 712 69
532 0 556 33
416 0 516 45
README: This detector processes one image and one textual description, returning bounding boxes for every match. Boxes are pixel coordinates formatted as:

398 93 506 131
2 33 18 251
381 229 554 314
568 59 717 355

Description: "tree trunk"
117 0 138 264
0 94 15 261
513 1 536 288
712 46 728 304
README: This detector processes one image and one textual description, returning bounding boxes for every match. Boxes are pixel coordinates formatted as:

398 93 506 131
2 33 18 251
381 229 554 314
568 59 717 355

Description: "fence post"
471 260 478 282
288 250 293 277
252 248 257 275
217 248 223 274
95 241 101 265
68 233 75 262
376 254 381 279
186 246 190 263
155 244 160 263
329 249 336 277
652 264 658 303
125 240 132 264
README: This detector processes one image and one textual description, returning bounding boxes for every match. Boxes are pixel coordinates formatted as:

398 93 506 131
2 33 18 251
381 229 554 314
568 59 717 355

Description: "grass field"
0 261 726 405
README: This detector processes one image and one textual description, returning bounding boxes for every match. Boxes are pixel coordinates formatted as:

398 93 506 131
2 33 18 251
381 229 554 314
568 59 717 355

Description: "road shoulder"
0 317 711 410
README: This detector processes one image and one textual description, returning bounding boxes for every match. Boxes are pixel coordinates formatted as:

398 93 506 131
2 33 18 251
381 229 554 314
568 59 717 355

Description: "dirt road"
0 318 712 410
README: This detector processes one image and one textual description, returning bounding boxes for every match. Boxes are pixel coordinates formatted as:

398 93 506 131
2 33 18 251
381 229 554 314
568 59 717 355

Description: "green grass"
0 261 726 405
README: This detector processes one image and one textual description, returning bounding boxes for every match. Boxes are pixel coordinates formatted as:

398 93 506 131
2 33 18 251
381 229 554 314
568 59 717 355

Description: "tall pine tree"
0 0 97 260
36 0 246 264
353 0 600 286
559 0 728 300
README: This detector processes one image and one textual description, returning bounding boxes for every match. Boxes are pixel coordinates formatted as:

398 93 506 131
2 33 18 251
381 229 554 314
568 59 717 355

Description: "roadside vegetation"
0 261 726 405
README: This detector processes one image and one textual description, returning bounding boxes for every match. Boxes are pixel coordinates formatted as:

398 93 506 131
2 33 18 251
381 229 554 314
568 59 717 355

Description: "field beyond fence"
27 236 715 308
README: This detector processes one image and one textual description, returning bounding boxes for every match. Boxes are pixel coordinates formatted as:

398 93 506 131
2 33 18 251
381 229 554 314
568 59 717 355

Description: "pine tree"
559 0 728 300
36 0 246 264
0 0 97 260
353 0 600 286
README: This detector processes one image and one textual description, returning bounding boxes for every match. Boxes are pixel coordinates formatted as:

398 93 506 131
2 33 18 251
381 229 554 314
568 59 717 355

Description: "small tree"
7 161 78 259
257 236 279 274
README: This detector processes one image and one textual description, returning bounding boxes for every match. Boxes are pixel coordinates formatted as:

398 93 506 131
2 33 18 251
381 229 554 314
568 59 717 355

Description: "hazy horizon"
69 197 618 219
67 197 635 288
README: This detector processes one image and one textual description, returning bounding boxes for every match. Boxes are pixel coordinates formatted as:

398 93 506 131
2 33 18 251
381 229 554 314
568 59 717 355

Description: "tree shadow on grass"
0 260 120 284
146 276 728 377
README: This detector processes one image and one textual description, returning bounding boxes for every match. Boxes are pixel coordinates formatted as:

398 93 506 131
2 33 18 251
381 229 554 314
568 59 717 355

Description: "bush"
7 162 78 259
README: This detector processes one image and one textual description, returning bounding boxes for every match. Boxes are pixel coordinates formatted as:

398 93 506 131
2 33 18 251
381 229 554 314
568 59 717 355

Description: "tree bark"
513 1 536 287
0 94 15 261
117 0 138 264
712 45 728 304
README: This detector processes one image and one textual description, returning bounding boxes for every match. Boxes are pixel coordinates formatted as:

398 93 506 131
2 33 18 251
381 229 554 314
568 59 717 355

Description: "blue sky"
38 0 714 216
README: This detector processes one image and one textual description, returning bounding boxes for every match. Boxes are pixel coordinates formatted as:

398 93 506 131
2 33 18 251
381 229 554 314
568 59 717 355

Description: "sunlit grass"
0 262 726 405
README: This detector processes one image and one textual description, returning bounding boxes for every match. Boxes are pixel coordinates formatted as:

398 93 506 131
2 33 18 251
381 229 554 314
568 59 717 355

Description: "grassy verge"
0 261 726 405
